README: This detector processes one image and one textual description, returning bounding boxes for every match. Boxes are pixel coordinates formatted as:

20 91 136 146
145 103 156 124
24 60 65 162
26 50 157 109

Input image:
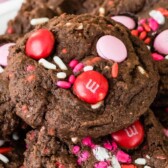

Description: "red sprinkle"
61 48 67 54
83 57 102 65
26 74 36 82
55 162 65 168
0 147 12 154
139 31 147 40
142 23 151 32
144 37 151 45
26 65 36 71
111 62 119 78
131 30 139 37
7 27 14 34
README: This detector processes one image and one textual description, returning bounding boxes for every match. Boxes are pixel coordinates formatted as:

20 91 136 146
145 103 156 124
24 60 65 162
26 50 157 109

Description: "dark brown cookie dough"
7 14 158 140
24 127 77 168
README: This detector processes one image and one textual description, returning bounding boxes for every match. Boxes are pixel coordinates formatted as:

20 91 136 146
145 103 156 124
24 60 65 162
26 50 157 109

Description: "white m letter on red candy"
85 79 100 94
124 125 139 137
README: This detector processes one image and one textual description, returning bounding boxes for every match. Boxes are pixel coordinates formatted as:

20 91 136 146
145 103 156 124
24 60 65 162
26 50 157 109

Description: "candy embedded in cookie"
7 14 158 140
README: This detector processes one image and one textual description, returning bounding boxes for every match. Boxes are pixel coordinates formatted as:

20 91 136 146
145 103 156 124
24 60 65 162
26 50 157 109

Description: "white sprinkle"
56 72 67 79
111 155 121 168
149 10 165 25
66 22 72 27
0 66 4 73
12 132 19 141
0 154 9 163
99 7 105 17
30 17 49 25
145 155 151 159
137 66 148 77
0 140 5 147
39 58 56 70
75 23 84 30
144 166 151 168
165 55 168 60
71 137 78 144
92 146 110 161
91 101 103 109
135 158 147 165
83 65 94 72
147 45 151 50
53 56 68 70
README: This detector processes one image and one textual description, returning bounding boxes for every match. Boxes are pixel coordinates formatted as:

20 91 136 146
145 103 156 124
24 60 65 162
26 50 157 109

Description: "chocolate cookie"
24 127 77 168
69 110 168 168
6 14 158 140
0 35 20 139
23 110 168 168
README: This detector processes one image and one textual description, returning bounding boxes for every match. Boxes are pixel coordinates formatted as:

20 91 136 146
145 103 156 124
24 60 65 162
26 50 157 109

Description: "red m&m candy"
73 70 108 104
111 121 144 150
26 29 55 60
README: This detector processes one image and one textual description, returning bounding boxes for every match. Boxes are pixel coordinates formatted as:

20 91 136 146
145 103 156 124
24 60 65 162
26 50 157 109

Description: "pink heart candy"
96 35 127 63
111 16 136 30
154 29 168 55
0 43 15 66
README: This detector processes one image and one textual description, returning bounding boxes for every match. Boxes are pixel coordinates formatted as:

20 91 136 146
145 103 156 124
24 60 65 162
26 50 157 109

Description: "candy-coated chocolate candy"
111 16 136 30
73 70 108 104
26 29 55 60
0 43 15 66
154 29 168 55
96 35 127 63
111 121 144 149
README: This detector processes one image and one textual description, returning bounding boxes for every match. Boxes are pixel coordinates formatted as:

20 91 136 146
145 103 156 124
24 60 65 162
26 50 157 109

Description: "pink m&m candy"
96 35 127 63
0 43 15 66
26 29 55 60
111 16 136 30
154 29 168 55
111 121 144 150
73 70 108 104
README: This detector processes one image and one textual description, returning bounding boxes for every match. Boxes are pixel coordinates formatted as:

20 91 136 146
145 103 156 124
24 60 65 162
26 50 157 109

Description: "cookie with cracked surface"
6 14 158 140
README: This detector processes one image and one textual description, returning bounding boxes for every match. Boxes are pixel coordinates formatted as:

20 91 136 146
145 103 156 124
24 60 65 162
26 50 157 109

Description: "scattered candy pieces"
149 10 165 25
154 29 168 55
0 147 12 154
91 101 103 109
0 43 15 66
39 58 56 70
83 65 94 72
69 59 79 68
73 70 108 104
56 72 67 79
56 81 71 89
151 53 164 61
30 17 49 26
94 161 109 168
53 56 68 70
92 146 110 161
111 121 144 149
0 66 4 73
96 35 127 63
0 154 9 163
116 150 132 163
112 62 119 78
73 63 84 73
112 16 136 30
26 29 55 60
72 146 80 154
134 158 146 165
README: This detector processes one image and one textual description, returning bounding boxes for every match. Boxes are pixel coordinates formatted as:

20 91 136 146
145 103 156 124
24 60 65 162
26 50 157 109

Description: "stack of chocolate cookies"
0 0 168 167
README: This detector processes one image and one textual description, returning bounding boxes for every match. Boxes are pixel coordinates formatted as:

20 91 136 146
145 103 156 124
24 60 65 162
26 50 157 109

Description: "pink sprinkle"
137 26 144 32
56 81 71 89
72 146 80 155
69 59 79 68
116 150 132 163
163 128 168 137
26 65 36 71
80 151 90 161
139 18 146 25
148 18 159 31
94 161 108 168
73 63 84 73
68 75 76 84
151 53 164 61
82 137 94 148
103 141 113 150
